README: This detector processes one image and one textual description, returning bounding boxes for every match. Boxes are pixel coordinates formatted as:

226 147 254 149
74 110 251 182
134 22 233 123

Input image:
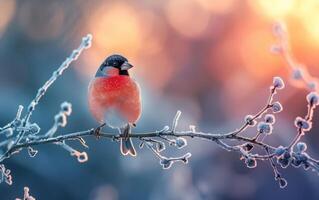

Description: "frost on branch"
264 114 275 124
272 22 319 92
307 92 319 107
294 117 312 132
0 164 12 185
138 110 192 169
0 34 92 185
273 76 285 90
0 27 319 193
271 101 283 113
15 187 35 200
257 122 273 135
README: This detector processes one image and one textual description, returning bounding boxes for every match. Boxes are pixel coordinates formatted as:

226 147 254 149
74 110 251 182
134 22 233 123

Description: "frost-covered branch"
2 77 319 188
0 34 92 187
1 27 319 191
271 22 318 91
15 187 35 200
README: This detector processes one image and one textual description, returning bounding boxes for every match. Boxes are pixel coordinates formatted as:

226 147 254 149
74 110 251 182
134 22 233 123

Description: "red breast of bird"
88 69 141 128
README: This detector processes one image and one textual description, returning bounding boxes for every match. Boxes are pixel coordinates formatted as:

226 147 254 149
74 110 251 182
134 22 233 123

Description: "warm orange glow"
295 0 319 43
82 3 168 80
164 0 211 38
133 11 167 57
249 0 319 44
240 29 283 78
89 3 142 58
249 0 295 19
0 0 16 38
81 3 143 77
135 53 178 90
196 0 237 14
72 0 319 98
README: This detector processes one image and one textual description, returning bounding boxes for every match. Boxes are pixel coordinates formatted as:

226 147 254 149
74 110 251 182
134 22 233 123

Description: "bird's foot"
94 123 106 138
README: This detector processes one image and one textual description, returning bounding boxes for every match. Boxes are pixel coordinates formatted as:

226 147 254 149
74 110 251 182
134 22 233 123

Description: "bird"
88 54 141 156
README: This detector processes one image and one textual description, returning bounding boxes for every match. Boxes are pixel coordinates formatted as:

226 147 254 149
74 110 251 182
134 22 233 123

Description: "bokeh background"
1 0 319 199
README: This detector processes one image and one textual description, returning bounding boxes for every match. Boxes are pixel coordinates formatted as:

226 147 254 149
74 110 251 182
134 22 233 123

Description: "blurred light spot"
82 3 149 78
165 0 211 38
90 185 118 200
136 11 167 56
134 53 177 90
249 0 295 19
88 3 142 58
81 4 170 91
0 0 16 38
240 29 282 78
222 72 262 116
296 1 319 43
196 0 236 14
18 1 65 40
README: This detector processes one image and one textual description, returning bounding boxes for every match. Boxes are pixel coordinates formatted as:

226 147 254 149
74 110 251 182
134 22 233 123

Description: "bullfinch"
88 54 141 156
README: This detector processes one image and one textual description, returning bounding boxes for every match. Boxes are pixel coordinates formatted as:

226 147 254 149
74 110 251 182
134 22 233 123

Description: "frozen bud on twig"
277 151 291 168
61 102 72 116
296 142 307 153
28 101 36 112
175 137 187 149
181 153 192 164
294 117 312 131
243 143 254 152
27 147 38 157
156 142 165 152
270 44 282 54
291 157 302 168
58 142 88 163
306 92 319 107
160 158 173 169
16 187 36 200
189 125 196 132
82 34 93 48
71 50 80 60
292 68 303 80
274 146 286 156
273 77 285 90
37 88 46 96
0 164 12 185
244 115 257 126
55 113 67 127
271 102 283 113
264 114 275 124
245 157 257 168
71 150 88 163
273 22 286 37
278 178 288 188
308 81 318 90
27 123 40 135
257 122 273 135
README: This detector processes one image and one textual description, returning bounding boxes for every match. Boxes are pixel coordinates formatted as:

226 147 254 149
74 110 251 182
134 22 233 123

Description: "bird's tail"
119 124 136 157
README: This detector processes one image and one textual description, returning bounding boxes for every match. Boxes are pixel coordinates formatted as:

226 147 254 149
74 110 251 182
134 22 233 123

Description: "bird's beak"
120 61 133 70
